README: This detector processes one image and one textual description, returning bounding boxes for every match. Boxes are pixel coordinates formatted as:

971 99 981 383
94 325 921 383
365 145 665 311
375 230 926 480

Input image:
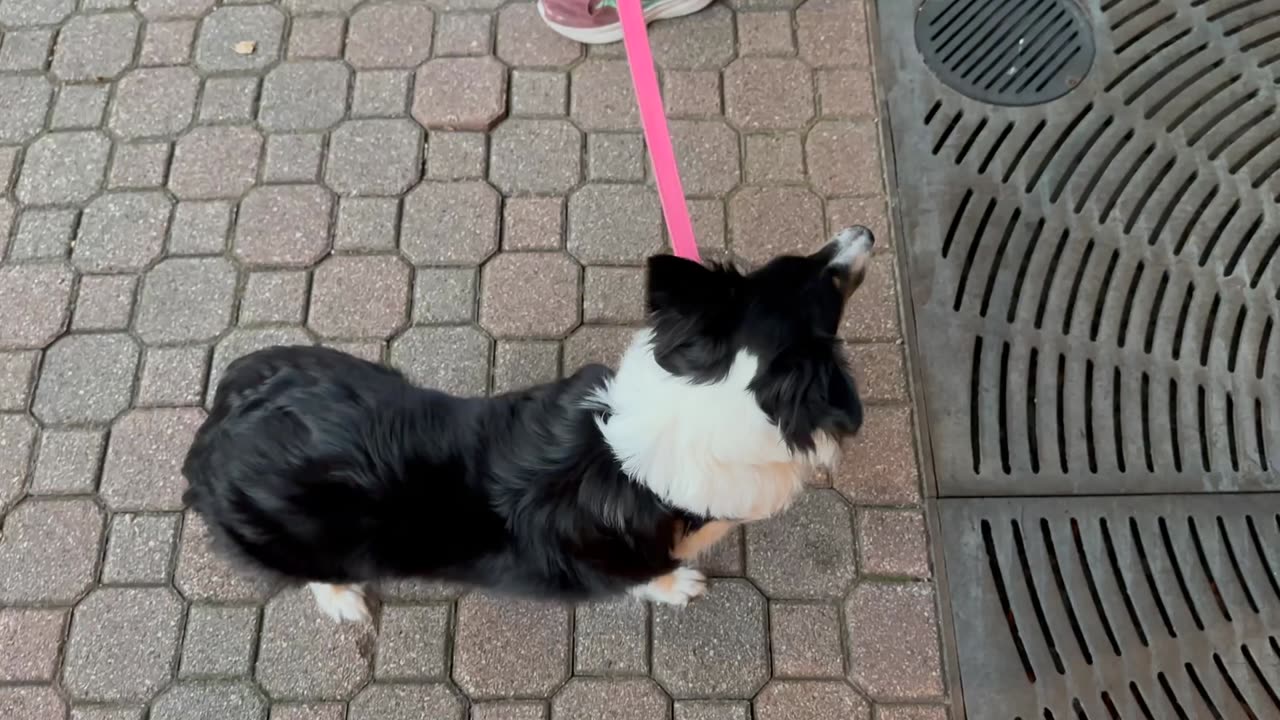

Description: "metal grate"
878 0 1280 497
941 495 1280 719
916 0 1097 106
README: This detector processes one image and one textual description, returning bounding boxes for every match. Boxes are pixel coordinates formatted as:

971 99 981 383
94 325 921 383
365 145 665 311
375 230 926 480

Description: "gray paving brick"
109 142 172 189
453 593 569 699
389 325 490 395
745 490 857 598
489 119 581 194
263 134 325 184
308 254 410 339
168 201 232 255
401 181 499 265
17 131 110 206
199 76 260 124
73 191 173 273
30 429 105 495
649 3 735 70
492 340 558 394
207 327 313 402
102 513 180 584
583 267 644 323
503 197 563 251
240 271 310 326
100 408 206 511
844 581 944 700
195 5 285 72
51 12 139 81
567 185 664 264
137 0 215 18
150 681 268 720
563 325 636 372
858 508 931 579
479 252 580 338
175 511 276 603
139 20 197 66
0 686 67 720
288 16 346 59
412 267 475 324
495 3 581 67
234 185 333 267
0 608 66 681
412 56 508 131
552 678 671 720
374 578 466 602
257 587 372 700
510 70 568 116
335 197 399 252
169 126 263 200
0 0 72 25
374 604 450 680
10 208 77 261
137 345 209 407
284 0 361 11
325 119 423 196
70 708 147 720
71 273 137 329
724 58 815 131
348 684 463 720
33 333 139 425
111 67 201 139
270 703 346 720
434 13 492 56
0 498 103 604
426 132 488 181
652 579 769 698
587 133 646 182
737 11 795 56
769 602 845 677
670 120 740 196
180 605 261 677
572 60 643 132
574 596 649 675
51 85 111 130
351 70 411 118
0 264 74 350
744 133 805 184
0 29 54 72
0 351 39 411
0 147 16 193
135 257 238 344
260 61 350 131
345 2 434 68
471 701 547 720
728 186 824 265
674 701 751 720
0 414 34 512
876 705 951 720
753 681 870 720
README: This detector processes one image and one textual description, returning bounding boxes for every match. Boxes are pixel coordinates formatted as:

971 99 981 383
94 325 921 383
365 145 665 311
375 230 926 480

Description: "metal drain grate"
878 0 1280 496
916 0 1097 106
941 495 1280 719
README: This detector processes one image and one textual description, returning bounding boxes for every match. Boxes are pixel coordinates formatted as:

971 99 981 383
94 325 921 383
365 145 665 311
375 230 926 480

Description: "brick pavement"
0 1 949 718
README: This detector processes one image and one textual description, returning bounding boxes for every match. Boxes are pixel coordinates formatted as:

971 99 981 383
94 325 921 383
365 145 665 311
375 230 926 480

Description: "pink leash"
617 0 702 264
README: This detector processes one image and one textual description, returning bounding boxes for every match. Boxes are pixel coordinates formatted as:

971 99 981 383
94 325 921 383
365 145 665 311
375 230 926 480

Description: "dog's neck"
590 330 839 520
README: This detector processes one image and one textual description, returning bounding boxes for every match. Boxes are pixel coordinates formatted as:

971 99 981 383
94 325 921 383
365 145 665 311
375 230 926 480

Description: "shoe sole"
536 0 717 44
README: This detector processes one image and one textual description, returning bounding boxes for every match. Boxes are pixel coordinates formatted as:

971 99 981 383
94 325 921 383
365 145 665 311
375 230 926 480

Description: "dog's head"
644 226 874 454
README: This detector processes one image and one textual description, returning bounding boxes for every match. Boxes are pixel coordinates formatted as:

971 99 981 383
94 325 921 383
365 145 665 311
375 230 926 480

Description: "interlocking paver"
754 681 871 720
652 580 769 698
325 119 423 196
453 593 570 698
495 3 581 67
234 185 333 267
552 678 671 720
0 264 73 349
109 141 172 190
0 608 66 682
841 253 900 340
263 134 326 184
744 133 805 184
587 133 646 182
737 12 795 56
0 498 102 603
492 340 559 393
51 85 111 130
351 70 412 118
574 597 649 675
198 77 260 124
137 0 214 18
479 252 580 338
413 267 476 323
345 3 434 68
571 60 641 131
195 5 286 72
169 126 263 200
0 29 54 72
111 67 201 139
768 603 845 677
33 333 139 425
30 429 105 495
137 345 209 407
52 12 139 81
180 606 261 677
260 61 351 131
101 513 181 585
806 121 882 196
270 703 347 720
858 508 931 578
150 682 268 720
335 197 400 251
670 120 740 196
674 701 751 720
796 0 869 68
845 582 944 700
427 132 489 180
877 705 951 720
135 257 239 344
70 708 147 720
348 684 463 720
724 58 814 131
817 68 876 118
0 351 39 411
835 406 920 508
568 184 664 264
63 587 184 701
309 254 410 339
288 16 346 59
241 271 310 326
374 604 450 680
100 408 206 511
73 191 173 273
175 511 276 603
207 327 314 398
649 4 735 70
413 56 508 131
401 181 500 265
745 490 857 598
663 70 721 118
563 325 637 372
510 70 569 116
11 208 76 260
489 119 582 194
728 186 824 264
0 686 66 720
168 200 233 255
503 197 563 250
257 587 372 700
17 131 110 206
0 415 34 511
139 20 197 66
0 74 52 143
472 701 547 720
583 267 645 323
435 13 493 56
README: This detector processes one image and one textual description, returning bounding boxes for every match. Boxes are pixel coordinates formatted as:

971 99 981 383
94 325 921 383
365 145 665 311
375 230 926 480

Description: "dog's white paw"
631 567 707 607
308 582 371 623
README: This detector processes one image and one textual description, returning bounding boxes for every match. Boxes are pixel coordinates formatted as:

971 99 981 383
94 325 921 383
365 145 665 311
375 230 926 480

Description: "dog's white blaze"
593 331 840 521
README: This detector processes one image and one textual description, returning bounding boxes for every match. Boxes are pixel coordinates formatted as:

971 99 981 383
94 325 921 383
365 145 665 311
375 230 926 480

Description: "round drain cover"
915 0 1095 107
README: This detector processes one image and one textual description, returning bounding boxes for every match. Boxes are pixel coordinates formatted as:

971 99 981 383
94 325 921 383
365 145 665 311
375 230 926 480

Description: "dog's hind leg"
629 566 707 606
308 582 372 623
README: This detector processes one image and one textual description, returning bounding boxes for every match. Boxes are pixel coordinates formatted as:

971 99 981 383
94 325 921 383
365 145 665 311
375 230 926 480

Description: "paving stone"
695 525 744 576
240 271 310 326
817 68 876 118
552 678 670 720
324 340 384 364
63 586 184 701
51 85 111 129
0 200 11 254
389 318 491 387
257 586 372 700
270 703 347 720
670 120 740 196
73 191 173 273
100 408 206 511
649 3 734 70
875 706 951 720
769 603 845 677
0 608 66 681
583 266 644 323
0 29 54 72
284 0 362 10
744 133 805 184
30 428 104 495
137 0 215 18
587 133 645 182
413 56 508 131
180 606 260 677
169 126 263 200
70 708 148 720
754 681 870 720
724 58 814 131
109 142 172 189
137 345 209 407
150 681 268 720
806 121 882 196
489 119 581 194
0 264 73 349
652 579 769 698
472 701 547 720
17 131 110 206
168 201 233 255
510 70 568 116
845 343 906 406
111 67 201 139
745 490 856 598
662 70 721 118
413 267 475 323
198 76 260 124
139 20 197 66
728 186 824 265
175 510 276 603
453 593 570 699
495 2 580 67
195 5 285 72
574 596 648 675
0 687 66 720
345 2 434 68
11 208 77 260
234 185 333 268
840 254 899 340
33 333 138 425
0 74 52 143
0 498 102 603
426 132 488 180
845 582 945 699
503 197 563 250
351 70 411 118
674 701 750 720
737 11 795 56
260 61 350 132
102 513 180 585
325 119 423 196
563 325 636 372
0 0 71 25
827 195 889 252
797 0 869 68
0 351 39 411
0 415 34 511
571 60 640 131
263 134 325 184
288 16 346 59
374 578 466 602
857 508 930 579
479 252 580 338
52 12 139 81
568 184 664 264
308 254 410 339
401 181 499 265
492 340 558 393
374 604 450 680
335 197 400 251
836 406 919 506
348 684 463 720
207 327 313 400
135 257 238 344
0 147 17 192
434 13 491 56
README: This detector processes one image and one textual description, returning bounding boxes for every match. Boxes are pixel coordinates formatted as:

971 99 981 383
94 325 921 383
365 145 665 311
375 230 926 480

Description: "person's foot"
537 0 716 44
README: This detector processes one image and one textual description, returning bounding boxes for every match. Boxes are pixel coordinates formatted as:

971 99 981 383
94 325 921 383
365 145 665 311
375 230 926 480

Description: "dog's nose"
826 226 874 271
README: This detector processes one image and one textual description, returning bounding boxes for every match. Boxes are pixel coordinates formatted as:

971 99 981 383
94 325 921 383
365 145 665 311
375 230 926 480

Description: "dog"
182 226 875 622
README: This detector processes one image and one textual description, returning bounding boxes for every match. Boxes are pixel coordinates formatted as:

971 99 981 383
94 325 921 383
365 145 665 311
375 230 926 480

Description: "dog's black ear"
646 254 724 315
751 342 863 452
645 255 741 382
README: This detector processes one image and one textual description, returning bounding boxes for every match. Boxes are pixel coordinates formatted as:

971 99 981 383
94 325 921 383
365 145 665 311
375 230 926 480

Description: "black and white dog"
182 227 874 622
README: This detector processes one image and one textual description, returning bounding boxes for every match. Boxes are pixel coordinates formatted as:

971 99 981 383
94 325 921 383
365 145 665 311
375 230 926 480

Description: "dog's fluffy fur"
182 227 874 619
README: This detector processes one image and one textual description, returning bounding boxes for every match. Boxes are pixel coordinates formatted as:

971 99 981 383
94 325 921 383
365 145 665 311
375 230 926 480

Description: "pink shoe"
537 0 716 44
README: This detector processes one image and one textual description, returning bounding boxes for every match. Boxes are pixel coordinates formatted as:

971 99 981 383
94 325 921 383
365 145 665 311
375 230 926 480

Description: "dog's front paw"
308 582 372 623
631 567 708 607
